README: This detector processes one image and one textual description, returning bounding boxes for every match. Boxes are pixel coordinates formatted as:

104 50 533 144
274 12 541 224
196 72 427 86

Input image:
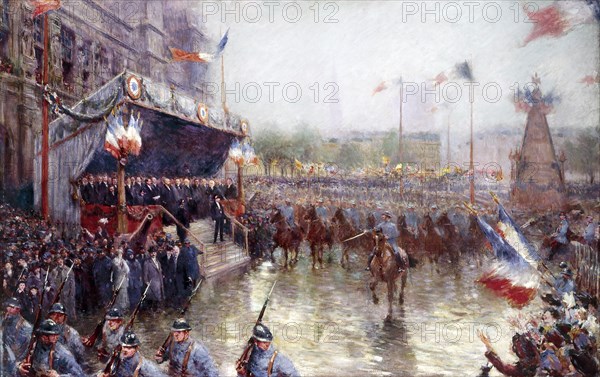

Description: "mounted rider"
366 211 404 273
278 199 295 228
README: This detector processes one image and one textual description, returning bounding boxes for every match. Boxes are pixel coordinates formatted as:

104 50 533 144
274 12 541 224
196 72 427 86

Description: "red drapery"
81 204 163 237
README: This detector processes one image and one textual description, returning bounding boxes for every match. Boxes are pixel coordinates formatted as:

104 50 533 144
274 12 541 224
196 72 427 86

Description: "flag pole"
41 13 50 219
398 77 403 163
469 94 475 204
398 77 404 199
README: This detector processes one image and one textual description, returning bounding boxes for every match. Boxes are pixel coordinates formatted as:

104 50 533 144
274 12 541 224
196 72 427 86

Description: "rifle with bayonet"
102 283 149 376
156 279 204 361
235 281 277 376
18 268 49 373
82 277 125 348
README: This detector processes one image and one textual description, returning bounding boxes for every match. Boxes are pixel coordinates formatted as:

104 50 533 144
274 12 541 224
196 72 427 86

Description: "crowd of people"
1 171 599 376
0 203 202 322
77 174 238 218
478 265 599 376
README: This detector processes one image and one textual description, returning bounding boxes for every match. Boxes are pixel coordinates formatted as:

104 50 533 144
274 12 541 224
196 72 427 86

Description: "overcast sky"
195 0 599 142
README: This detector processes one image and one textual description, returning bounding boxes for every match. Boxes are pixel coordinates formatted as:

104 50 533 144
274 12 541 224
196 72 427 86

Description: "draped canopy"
34 71 245 234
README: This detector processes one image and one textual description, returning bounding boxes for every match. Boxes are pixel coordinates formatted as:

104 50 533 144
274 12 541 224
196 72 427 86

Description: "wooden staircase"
163 218 251 278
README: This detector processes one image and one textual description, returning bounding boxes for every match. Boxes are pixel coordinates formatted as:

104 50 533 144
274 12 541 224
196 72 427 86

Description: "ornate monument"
510 74 566 210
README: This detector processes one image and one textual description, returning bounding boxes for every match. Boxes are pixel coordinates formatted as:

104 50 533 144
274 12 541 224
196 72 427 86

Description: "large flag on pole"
474 212 540 308
495 202 541 267
170 28 230 63
30 0 61 17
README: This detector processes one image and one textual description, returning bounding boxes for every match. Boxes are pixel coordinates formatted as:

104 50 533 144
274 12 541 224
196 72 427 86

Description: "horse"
435 212 462 265
331 208 374 268
368 229 408 322
419 214 446 272
463 214 487 264
303 205 331 269
269 208 304 269
397 214 422 262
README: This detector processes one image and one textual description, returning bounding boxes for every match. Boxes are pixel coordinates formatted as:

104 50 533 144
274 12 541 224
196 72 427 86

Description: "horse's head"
269 208 283 224
421 214 434 230
372 229 387 255
438 212 451 226
304 205 317 221
397 214 407 228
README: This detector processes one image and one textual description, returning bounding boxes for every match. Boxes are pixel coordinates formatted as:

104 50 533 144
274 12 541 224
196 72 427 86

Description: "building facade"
0 1 212 202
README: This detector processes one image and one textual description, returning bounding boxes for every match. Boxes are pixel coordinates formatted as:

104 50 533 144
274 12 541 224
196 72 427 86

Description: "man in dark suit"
205 180 221 205
97 175 110 205
175 199 191 243
105 185 118 206
223 178 238 200
125 177 134 205
211 195 226 243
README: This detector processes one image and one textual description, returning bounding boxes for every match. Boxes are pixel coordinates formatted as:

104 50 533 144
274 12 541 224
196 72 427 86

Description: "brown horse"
368 230 408 322
397 214 422 261
419 214 445 271
463 214 487 262
332 208 374 268
269 208 304 269
436 212 462 264
303 205 331 269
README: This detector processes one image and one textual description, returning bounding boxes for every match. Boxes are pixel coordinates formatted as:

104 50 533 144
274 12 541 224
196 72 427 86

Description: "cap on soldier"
349 200 356 205
171 318 192 332
106 307 123 320
49 302 67 315
382 211 392 218
317 198 324 203
5 297 22 310
121 331 141 347
253 323 273 342
184 239 191 244
38 319 60 335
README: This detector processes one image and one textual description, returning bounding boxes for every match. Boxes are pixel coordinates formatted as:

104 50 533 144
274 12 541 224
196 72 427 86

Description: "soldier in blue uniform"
549 212 570 260
17 319 85 377
278 199 295 228
85 307 125 360
155 318 219 377
98 331 167 377
405 204 419 238
554 269 576 297
238 323 299 377
583 215 597 246
3 297 32 375
343 200 361 230
314 198 329 225
366 212 405 273
47 302 86 363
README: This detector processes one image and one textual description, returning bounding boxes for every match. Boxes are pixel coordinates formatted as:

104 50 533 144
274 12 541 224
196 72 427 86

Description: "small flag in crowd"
30 0 61 17
170 28 230 63
522 1 599 46
294 159 303 170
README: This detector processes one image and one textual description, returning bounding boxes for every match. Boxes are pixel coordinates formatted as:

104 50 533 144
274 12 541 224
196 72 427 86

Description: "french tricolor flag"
475 203 540 308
